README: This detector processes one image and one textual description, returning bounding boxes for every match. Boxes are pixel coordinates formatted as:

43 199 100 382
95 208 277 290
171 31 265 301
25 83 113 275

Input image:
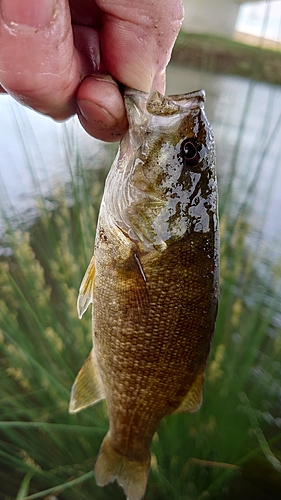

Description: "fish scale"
69 88 219 500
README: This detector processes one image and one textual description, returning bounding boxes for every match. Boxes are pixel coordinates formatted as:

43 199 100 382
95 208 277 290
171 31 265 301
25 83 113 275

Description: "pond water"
1 63 281 262
0 96 105 230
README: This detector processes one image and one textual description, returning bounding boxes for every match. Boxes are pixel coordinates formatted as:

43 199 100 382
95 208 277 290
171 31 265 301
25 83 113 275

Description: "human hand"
0 0 184 142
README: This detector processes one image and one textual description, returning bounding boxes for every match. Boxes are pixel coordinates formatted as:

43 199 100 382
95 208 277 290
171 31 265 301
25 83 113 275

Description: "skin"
0 0 184 141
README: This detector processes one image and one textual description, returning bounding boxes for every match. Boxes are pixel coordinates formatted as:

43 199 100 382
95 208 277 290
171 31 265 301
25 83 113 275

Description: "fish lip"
169 89 206 103
123 87 206 117
122 86 149 97
123 86 205 101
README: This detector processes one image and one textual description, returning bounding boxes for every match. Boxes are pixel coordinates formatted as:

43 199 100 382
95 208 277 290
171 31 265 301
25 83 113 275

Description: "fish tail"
94 433 150 500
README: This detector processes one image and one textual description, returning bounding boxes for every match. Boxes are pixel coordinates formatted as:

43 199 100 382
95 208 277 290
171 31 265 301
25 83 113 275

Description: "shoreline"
172 31 281 85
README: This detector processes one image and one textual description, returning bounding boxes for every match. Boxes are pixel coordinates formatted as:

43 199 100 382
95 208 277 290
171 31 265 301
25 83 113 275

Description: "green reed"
1 102 281 499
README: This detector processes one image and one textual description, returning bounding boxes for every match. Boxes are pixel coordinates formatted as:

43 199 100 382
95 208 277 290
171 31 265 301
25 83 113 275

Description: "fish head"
111 88 217 251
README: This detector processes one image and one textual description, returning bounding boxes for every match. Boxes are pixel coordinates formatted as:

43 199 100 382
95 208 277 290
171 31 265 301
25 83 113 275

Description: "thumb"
0 0 91 120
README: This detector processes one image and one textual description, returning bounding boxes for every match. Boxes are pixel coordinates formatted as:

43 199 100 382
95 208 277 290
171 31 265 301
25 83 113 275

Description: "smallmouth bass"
69 88 219 500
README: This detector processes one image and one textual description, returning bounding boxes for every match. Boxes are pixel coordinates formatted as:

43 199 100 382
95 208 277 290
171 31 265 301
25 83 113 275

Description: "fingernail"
78 99 118 129
1 0 56 29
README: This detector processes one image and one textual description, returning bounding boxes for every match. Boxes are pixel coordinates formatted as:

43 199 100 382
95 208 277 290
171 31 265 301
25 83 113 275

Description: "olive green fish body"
69 88 219 500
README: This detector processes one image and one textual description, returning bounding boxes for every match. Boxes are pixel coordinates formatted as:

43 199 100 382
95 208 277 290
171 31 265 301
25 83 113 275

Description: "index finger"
76 0 184 139
97 0 184 92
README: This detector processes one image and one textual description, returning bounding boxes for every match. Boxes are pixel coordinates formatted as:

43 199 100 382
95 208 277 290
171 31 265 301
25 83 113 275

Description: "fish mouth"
146 89 205 115
123 87 206 117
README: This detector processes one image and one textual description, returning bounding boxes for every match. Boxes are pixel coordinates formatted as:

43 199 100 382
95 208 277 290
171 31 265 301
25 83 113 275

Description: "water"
1 64 281 261
0 96 113 238
237 1 281 42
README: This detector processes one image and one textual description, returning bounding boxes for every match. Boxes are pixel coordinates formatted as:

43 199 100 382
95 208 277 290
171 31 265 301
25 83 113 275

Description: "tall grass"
1 92 281 499
0 160 108 499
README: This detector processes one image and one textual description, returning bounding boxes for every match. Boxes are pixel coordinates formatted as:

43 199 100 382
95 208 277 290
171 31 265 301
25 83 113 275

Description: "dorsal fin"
69 349 104 413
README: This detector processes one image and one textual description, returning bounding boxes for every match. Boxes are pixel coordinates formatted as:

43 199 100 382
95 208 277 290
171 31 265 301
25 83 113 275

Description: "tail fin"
94 433 150 500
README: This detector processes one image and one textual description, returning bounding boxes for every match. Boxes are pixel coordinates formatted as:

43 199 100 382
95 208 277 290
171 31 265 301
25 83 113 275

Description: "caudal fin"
94 433 150 500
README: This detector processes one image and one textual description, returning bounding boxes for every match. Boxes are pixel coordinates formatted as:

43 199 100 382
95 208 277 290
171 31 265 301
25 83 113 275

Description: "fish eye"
181 139 200 166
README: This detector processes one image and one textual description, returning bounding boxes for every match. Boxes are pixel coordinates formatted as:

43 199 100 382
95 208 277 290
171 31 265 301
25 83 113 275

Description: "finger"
0 0 97 120
98 0 184 93
77 75 128 142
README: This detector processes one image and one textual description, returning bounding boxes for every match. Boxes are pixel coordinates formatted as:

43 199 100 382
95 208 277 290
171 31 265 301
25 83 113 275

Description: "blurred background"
1 1 281 499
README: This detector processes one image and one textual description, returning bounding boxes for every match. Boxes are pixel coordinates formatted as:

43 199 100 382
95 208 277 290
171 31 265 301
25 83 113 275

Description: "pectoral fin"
175 372 204 414
117 252 149 320
77 256 95 319
69 349 104 413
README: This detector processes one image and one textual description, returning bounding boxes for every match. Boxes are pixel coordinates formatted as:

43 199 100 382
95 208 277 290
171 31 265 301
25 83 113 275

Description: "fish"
69 87 219 500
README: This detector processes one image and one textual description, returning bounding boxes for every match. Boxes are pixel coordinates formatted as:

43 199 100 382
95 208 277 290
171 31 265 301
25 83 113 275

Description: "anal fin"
69 349 104 413
174 372 205 414
77 255 95 319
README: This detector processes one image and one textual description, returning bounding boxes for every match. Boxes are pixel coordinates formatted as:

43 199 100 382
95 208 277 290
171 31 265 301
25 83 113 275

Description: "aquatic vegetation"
1 85 281 499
